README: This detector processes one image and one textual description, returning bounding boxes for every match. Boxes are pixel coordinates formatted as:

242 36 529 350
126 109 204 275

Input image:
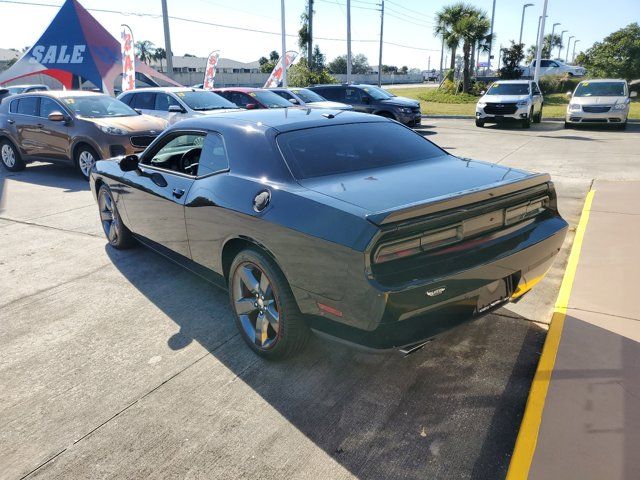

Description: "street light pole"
533 0 549 83
565 35 574 62
378 0 384 87
280 0 287 87
572 39 580 63
550 22 560 57
160 0 173 76
346 0 352 82
519 3 534 45
535 15 547 56
487 0 497 71
558 29 568 59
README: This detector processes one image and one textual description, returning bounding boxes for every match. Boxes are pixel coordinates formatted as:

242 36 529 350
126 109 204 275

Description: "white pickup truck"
519 59 586 77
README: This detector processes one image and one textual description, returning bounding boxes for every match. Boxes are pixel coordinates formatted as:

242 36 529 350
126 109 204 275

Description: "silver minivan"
565 79 636 129
118 87 240 125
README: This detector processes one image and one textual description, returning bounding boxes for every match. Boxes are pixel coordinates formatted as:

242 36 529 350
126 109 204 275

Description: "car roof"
6 84 49 89
491 80 531 84
121 87 203 94
578 78 626 83
213 87 261 93
173 108 388 133
18 90 105 98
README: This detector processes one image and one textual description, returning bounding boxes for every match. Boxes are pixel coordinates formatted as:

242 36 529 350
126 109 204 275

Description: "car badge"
426 287 446 297
149 130 157 135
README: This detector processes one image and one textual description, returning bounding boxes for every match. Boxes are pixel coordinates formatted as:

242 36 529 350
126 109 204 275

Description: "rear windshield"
250 90 293 108
487 83 530 95
291 88 325 103
277 122 445 179
574 81 626 97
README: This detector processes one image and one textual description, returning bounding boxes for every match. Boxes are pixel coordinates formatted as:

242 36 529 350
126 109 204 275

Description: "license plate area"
475 277 511 314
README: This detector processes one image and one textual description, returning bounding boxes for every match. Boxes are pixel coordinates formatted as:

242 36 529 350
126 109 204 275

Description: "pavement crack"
0 216 101 238
494 137 535 165
19 448 68 480
30 204 95 221
566 306 640 323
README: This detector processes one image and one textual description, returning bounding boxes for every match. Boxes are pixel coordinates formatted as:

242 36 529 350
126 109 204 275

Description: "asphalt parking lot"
1 119 639 480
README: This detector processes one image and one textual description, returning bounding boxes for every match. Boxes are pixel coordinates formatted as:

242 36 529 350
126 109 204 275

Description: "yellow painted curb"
506 189 595 480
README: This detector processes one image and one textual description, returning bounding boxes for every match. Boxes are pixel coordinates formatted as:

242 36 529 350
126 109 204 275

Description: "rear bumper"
297 215 568 349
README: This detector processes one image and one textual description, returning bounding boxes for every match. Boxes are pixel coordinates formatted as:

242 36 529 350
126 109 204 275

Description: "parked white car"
117 87 241 125
476 80 544 128
520 59 586 77
565 79 637 129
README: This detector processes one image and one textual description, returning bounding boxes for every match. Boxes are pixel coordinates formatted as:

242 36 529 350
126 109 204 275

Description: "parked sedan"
118 87 240 125
90 109 567 359
0 91 167 178
270 87 353 110
0 84 49 102
213 87 301 109
476 80 544 128
565 79 636 129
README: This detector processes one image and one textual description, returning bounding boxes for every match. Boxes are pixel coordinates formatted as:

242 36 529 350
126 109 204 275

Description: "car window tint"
16 97 38 116
540 60 551 67
198 133 229 175
145 133 205 176
273 91 292 100
318 88 344 102
532 82 541 94
119 93 133 106
155 93 179 111
9 99 19 113
132 92 156 109
40 97 62 118
277 122 445 179
345 88 362 102
228 92 251 107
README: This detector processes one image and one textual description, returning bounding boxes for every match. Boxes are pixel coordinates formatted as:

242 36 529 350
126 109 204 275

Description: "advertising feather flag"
203 50 220 90
120 24 135 92
263 51 298 88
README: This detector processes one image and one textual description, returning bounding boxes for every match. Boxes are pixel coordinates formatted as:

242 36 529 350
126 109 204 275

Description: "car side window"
228 92 251 108
273 91 292 100
550 61 559 68
198 133 229 176
532 82 541 95
155 93 180 112
143 132 205 176
9 99 19 113
345 88 362 103
132 92 155 110
39 97 62 118
540 60 551 67
325 88 346 102
16 97 38 116
119 93 133 106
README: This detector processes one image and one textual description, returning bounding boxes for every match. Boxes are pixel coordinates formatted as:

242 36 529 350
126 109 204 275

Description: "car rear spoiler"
365 173 551 226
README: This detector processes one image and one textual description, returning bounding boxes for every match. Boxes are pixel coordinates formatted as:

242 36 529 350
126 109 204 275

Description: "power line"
385 0 432 20
385 9 433 28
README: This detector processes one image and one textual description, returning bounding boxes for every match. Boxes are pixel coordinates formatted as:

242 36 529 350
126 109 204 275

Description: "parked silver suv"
476 80 543 128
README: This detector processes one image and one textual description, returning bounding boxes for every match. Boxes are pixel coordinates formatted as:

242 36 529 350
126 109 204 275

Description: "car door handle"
7 119 14 124
172 188 185 199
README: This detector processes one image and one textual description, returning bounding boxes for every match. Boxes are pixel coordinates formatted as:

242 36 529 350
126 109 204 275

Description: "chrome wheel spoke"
265 304 279 332
235 298 258 315
100 209 113 222
259 271 270 295
107 224 118 242
239 266 260 293
255 313 269 346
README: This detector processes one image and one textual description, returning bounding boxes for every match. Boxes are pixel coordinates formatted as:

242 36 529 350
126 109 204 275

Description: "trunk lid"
300 155 547 225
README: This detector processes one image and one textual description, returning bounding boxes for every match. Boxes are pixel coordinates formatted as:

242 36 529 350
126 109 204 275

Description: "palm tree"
459 9 491 92
135 40 155 64
154 47 166 72
434 3 467 72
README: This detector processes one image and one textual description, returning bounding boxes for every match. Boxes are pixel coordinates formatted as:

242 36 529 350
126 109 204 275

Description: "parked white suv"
117 87 241 125
565 79 637 129
520 59 586 77
476 80 544 128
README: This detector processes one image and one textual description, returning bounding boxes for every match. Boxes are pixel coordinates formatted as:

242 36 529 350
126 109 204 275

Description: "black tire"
475 118 485 127
564 122 571 129
229 248 310 359
522 109 532 128
0 138 25 172
98 184 136 249
534 106 543 123
75 144 99 180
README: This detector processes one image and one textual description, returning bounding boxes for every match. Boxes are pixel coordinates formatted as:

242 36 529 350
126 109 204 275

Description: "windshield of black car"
277 122 445 179
249 90 294 108
177 90 237 110
291 88 325 103
361 86 394 100
487 83 530 95
61 95 137 118
574 82 626 97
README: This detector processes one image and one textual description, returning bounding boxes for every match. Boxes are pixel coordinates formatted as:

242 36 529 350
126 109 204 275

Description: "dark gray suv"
308 84 422 126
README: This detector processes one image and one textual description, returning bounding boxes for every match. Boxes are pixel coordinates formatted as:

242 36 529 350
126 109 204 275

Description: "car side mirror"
168 104 184 113
631 91 638 98
565 91 572 98
480 90 486 95
48 111 67 122
288 98 299 105
119 154 139 172
245 103 258 110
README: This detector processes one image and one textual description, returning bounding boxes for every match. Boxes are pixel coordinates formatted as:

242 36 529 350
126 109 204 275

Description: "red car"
213 87 295 110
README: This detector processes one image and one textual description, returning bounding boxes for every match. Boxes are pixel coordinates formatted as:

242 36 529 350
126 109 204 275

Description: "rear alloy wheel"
98 185 135 249
0 140 25 172
475 118 485 127
75 146 99 180
230 249 309 359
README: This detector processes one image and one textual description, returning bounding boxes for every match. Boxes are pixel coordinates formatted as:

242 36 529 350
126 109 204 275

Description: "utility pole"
558 30 568 59
519 3 533 45
307 0 313 68
550 22 560 57
281 0 287 87
533 0 548 83
565 35 574 62
439 37 444 80
572 39 580 63
377 0 384 86
487 0 496 71
346 0 352 82
160 0 173 76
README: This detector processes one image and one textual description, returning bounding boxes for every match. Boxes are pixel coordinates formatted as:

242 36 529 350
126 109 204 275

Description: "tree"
328 54 369 74
311 45 325 72
576 23 640 79
259 50 280 73
457 6 491 92
287 62 336 87
499 42 525 79
434 2 466 72
400 66 408 74
328 55 347 74
298 2 312 63
153 47 166 71
542 33 562 58
525 44 537 63
135 40 155 64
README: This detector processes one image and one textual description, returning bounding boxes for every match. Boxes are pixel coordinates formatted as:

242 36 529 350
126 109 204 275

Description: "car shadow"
105 244 545 479
0 162 88 193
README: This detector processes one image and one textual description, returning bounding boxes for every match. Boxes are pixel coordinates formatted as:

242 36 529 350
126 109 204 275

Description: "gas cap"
253 190 271 212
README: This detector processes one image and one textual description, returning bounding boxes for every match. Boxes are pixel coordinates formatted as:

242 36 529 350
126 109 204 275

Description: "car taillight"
374 226 461 263
505 196 549 225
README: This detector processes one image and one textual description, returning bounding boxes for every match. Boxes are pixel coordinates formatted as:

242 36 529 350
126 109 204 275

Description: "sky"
0 0 638 70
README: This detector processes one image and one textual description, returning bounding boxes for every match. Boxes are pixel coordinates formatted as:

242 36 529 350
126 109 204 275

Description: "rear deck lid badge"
426 287 446 297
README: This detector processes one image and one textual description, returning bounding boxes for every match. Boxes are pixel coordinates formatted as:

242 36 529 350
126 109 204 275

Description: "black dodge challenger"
90 108 568 358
